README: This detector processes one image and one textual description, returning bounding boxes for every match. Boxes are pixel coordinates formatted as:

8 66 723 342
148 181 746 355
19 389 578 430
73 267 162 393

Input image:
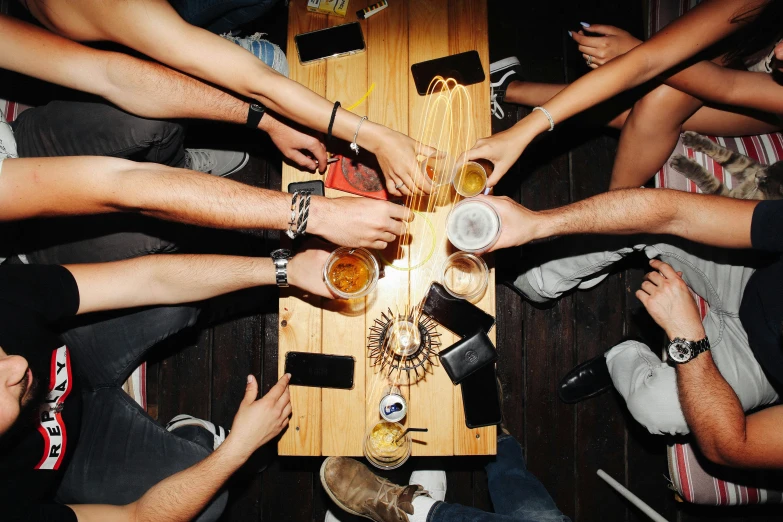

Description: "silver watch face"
271 248 293 261
668 340 693 363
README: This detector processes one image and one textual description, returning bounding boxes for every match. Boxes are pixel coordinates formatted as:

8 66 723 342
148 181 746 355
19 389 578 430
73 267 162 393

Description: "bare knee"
625 85 698 134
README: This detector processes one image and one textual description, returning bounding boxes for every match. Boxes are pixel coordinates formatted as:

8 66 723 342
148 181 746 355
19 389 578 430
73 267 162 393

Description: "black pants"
13 101 226 520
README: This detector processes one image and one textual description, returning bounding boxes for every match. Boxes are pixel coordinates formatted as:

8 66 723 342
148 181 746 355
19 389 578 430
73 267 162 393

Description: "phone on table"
288 180 325 197
460 364 502 428
295 22 366 64
284 352 355 389
422 282 495 337
410 50 486 95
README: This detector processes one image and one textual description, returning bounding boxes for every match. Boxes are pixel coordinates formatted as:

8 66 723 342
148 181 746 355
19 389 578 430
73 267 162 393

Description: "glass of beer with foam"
446 199 501 253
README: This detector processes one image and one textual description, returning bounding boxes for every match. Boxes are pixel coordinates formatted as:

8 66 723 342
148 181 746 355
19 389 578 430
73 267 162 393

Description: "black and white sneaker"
489 56 522 120
166 414 228 450
185 148 249 177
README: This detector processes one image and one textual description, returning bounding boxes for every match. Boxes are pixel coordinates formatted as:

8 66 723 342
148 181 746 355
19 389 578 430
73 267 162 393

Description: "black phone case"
288 180 325 197
460 364 502 428
284 352 355 389
410 50 485 95
421 282 495 337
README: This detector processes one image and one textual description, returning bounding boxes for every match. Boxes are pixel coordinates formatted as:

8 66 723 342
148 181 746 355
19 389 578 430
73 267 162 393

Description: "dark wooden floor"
143 1 782 521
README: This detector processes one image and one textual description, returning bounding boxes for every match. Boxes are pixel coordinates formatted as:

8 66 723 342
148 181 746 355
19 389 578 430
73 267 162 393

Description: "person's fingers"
275 385 290 410
650 259 679 279
582 52 606 66
386 177 402 197
571 32 607 48
645 270 664 286
280 417 290 429
243 374 259 405
640 281 657 294
399 184 412 197
577 43 599 54
388 203 414 223
587 24 621 36
380 232 396 243
281 402 292 419
486 163 510 188
635 289 650 305
417 143 444 158
462 144 491 164
370 240 388 250
290 150 318 171
589 63 599 69
307 139 328 173
265 374 290 403
387 218 407 237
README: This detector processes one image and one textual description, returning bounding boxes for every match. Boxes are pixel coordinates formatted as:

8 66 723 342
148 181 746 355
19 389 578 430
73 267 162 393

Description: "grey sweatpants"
514 240 778 435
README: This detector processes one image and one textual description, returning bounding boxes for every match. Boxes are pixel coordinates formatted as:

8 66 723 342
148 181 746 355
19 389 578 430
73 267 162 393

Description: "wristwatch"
270 249 293 288
667 337 711 364
245 102 266 129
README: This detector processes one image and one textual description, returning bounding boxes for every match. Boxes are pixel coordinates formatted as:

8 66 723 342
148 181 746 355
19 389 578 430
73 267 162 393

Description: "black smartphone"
295 22 366 64
421 282 495 337
287 180 325 197
410 51 486 95
461 364 502 428
284 352 355 389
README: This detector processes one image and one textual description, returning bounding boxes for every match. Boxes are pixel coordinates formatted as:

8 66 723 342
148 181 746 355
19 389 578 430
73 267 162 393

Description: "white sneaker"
185 148 249 177
409 470 447 502
0 110 18 160
489 56 522 120
324 509 342 522
166 414 227 450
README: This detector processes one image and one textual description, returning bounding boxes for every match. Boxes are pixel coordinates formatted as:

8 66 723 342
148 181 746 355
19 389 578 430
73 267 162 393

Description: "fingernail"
567 30 573 37
247 375 253 384
484 186 491 195
580 22 591 27
285 373 292 379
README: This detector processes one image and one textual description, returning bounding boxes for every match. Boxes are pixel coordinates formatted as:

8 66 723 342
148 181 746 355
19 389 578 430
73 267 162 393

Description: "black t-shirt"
740 201 783 391
0 265 80 522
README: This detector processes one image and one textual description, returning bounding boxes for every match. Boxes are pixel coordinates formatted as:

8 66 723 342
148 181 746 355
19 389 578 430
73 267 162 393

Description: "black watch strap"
246 103 266 129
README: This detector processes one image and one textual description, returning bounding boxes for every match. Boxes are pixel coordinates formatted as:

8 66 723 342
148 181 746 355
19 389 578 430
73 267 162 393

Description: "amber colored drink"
323 247 380 299
453 161 488 197
328 253 370 294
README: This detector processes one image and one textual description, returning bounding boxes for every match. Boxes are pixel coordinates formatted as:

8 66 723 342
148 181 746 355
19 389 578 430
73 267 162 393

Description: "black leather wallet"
438 329 498 384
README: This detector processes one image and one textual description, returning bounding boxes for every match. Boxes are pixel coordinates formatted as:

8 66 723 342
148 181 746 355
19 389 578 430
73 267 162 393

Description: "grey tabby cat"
669 131 783 200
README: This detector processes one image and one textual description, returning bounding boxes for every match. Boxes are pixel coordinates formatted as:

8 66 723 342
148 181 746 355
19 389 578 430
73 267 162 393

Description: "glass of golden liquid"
452 161 491 198
363 420 411 470
323 247 380 299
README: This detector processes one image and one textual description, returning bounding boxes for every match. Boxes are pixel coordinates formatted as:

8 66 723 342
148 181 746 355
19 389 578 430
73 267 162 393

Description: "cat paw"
669 154 693 173
681 131 711 151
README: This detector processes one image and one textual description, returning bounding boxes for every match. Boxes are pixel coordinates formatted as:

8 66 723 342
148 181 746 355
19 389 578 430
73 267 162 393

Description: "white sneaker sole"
221 152 250 177
490 56 520 74
319 459 374 521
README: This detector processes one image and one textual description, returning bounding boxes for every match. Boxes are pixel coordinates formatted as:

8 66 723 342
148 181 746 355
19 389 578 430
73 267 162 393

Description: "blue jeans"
170 0 281 34
428 436 571 522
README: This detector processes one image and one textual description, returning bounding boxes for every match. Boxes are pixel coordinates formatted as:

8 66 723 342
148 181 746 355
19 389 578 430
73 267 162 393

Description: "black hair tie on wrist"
327 101 340 148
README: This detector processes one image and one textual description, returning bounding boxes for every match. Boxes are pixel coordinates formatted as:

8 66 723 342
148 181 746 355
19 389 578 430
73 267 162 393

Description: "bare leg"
503 81 565 106
610 85 703 189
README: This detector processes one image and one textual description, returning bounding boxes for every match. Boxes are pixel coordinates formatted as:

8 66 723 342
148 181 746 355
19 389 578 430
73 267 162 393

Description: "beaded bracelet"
532 106 555 132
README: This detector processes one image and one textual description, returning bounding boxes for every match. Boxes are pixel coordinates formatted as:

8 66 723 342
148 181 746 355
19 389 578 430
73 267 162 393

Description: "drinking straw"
597 470 668 522
395 427 428 444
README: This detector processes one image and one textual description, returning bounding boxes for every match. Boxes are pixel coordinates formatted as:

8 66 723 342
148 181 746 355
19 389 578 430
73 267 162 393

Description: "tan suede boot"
320 457 428 522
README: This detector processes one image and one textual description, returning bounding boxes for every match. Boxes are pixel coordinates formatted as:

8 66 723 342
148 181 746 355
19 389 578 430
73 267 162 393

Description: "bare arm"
483 188 758 252
26 0 432 195
70 373 293 522
637 259 783 468
466 0 772 182
0 156 413 250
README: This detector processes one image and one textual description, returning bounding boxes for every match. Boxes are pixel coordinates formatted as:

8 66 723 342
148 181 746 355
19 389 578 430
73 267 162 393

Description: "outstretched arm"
70 374 293 522
0 14 326 170
25 0 432 195
0 156 412 250
465 0 773 183
482 188 758 252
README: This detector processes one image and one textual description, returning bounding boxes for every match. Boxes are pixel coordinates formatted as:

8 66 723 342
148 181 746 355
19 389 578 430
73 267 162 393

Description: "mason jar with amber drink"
323 247 380 299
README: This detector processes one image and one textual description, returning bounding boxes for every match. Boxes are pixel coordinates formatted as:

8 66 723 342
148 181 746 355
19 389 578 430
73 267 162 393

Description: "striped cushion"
0 0 146 409
668 442 783 505
650 0 783 506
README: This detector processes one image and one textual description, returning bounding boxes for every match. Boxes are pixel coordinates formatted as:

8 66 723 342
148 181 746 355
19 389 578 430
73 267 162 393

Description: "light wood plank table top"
279 0 495 457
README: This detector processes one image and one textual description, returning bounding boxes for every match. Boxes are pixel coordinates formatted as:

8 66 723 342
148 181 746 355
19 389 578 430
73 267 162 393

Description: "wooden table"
279 0 495 457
